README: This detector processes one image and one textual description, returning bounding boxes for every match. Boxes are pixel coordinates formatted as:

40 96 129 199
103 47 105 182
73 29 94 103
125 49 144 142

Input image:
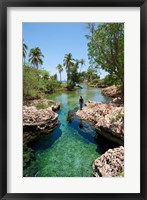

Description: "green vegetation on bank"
23 22 124 100
86 23 124 95
23 62 62 99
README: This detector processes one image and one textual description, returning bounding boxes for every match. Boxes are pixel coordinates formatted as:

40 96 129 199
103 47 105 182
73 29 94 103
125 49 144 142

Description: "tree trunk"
60 72 61 82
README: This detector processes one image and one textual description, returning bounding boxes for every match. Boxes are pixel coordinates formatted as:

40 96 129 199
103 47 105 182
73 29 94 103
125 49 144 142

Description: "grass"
117 171 124 177
112 112 124 122
36 102 48 110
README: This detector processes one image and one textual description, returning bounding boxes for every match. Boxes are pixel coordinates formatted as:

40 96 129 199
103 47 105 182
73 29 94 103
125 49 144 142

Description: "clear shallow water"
25 84 118 177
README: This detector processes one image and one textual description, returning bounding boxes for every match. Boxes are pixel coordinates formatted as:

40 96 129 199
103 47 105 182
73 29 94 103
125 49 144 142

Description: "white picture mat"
7 7 140 193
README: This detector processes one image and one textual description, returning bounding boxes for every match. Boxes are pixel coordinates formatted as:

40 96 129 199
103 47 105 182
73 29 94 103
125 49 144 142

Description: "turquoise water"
24 84 118 177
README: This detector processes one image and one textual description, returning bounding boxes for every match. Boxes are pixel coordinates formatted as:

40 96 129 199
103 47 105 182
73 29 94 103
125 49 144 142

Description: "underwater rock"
93 146 124 177
23 106 58 132
76 101 124 145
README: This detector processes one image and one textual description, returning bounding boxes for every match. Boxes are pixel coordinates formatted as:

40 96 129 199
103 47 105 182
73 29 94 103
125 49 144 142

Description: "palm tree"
29 47 44 69
56 64 63 81
63 53 74 81
79 59 85 72
70 60 79 86
23 41 28 62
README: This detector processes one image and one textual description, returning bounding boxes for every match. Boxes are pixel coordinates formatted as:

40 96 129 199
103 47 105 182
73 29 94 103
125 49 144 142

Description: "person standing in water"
79 96 84 110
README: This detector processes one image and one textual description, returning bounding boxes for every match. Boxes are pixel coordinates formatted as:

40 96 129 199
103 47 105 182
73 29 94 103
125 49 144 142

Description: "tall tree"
86 23 124 91
23 41 28 62
29 47 44 69
70 60 79 86
79 58 85 72
86 67 99 82
63 53 74 81
56 64 63 81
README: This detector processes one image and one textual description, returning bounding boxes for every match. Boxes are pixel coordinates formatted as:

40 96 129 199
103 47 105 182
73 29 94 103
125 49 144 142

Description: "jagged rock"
23 99 60 176
76 101 124 145
102 85 121 98
93 146 124 177
24 99 60 111
23 106 58 132
112 97 123 104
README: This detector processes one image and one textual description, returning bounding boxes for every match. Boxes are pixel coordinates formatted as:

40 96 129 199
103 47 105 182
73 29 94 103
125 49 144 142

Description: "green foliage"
89 79 99 85
117 171 124 177
52 74 57 81
63 53 86 90
111 111 124 122
86 23 124 90
29 47 44 69
78 71 88 82
103 74 119 86
63 53 74 81
23 64 40 99
56 64 63 81
36 103 48 110
67 81 75 90
47 79 62 93
96 74 119 88
23 43 63 99
23 40 28 62
86 67 100 82
23 63 62 99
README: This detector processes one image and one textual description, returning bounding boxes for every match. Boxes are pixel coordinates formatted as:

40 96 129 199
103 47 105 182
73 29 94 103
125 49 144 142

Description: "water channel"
24 84 119 177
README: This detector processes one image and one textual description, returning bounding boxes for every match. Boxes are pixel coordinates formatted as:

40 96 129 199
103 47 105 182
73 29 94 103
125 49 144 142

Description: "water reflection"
79 119 83 129
28 125 62 151
67 109 119 154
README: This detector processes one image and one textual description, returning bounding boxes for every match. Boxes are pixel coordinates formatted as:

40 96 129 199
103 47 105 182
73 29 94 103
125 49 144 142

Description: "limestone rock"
76 101 124 145
23 106 58 131
93 146 124 177
24 99 60 111
102 85 121 98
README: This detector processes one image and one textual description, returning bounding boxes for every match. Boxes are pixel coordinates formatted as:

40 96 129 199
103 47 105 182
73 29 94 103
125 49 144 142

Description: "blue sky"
23 23 107 81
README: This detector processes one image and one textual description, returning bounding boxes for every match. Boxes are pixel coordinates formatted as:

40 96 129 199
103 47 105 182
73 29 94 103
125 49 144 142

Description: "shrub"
89 79 99 85
111 112 124 122
36 103 48 110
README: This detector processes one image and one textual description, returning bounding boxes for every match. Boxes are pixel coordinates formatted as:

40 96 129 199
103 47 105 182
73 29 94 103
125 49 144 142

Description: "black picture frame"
0 0 146 199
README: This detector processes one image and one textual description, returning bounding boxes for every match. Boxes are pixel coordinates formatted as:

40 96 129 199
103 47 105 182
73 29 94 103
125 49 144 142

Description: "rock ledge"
76 101 124 145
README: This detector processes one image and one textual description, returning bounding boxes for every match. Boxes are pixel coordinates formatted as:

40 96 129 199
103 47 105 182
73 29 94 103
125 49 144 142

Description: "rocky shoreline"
24 99 60 111
23 99 60 175
23 99 60 132
102 85 122 99
93 146 124 177
76 100 124 177
23 97 124 177
23 106 58 132
76 101 124 145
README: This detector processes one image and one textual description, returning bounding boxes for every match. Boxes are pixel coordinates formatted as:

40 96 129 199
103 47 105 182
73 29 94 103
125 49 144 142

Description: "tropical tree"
70 60 79 86
63 53 74 81
79 58 85 72
56 64 63 81
23 41 28 62
29 47 44 69
86 23 124 93
86 67 99 82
